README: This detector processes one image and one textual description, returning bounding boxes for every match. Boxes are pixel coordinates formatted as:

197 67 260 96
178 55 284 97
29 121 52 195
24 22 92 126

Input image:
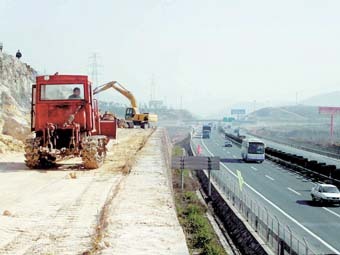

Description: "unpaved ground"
0 129 153 255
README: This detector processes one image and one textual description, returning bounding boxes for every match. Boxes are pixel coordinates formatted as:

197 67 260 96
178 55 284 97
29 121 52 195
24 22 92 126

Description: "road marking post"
237 170 244 191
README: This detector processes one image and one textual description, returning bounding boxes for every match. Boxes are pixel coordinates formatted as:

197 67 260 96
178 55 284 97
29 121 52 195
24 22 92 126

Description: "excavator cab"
125 108 135 119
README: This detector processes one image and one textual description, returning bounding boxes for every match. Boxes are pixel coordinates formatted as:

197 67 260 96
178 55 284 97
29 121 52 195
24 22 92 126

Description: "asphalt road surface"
192 130 340 255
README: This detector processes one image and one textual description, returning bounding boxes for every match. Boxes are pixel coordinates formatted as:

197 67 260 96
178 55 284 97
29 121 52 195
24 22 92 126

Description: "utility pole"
89 53 102 88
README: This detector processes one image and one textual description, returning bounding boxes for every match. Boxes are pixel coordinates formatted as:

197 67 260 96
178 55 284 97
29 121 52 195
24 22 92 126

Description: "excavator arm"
93 80 158 128
93 81 139 114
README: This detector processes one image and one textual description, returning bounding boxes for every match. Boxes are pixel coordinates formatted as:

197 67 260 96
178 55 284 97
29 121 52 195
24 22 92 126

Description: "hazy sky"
1 0 340 116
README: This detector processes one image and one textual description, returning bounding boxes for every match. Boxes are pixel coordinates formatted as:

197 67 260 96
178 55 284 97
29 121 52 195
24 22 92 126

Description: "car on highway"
311 183 340 205
224 140 232 147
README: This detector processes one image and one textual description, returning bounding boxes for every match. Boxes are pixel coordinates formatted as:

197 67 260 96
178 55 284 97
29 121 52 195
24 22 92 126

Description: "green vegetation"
172 146 227 255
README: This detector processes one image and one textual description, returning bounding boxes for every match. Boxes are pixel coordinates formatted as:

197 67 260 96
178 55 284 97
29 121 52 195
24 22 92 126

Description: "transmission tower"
88 53 102 87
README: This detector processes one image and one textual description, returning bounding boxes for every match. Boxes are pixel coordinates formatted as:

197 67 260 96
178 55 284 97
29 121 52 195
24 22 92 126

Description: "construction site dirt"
0 129 162 254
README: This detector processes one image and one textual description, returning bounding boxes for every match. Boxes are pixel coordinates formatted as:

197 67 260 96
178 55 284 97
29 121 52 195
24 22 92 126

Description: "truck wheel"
141 123 145 129
24 138 56 169
311 195 316 202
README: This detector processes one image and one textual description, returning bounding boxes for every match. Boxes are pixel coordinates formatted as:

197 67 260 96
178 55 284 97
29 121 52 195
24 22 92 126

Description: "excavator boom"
93 81 158 128
93 81 139 113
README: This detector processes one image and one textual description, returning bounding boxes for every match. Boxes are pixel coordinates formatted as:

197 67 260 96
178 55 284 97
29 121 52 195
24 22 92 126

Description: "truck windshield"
248 143 265 154
40 84 84 100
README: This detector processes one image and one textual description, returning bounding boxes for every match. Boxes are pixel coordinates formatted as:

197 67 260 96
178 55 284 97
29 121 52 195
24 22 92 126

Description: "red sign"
319 106 340 115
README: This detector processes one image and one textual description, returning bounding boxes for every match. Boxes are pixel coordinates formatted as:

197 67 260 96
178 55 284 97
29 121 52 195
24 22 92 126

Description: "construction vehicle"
93 81 158 129
25 74 118 169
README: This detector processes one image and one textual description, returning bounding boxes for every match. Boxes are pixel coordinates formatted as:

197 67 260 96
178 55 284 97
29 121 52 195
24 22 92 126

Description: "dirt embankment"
0 129 153 255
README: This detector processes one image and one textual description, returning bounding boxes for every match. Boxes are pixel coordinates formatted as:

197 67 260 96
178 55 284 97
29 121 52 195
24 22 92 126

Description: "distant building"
0 42 3 52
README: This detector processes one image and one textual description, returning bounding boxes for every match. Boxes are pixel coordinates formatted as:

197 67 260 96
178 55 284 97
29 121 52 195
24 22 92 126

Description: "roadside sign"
171 156 220 170
172 155 220 196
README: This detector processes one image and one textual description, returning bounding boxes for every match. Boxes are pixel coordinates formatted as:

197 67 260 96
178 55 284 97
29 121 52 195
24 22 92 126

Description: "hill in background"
301 91 340 107
247 105 332 123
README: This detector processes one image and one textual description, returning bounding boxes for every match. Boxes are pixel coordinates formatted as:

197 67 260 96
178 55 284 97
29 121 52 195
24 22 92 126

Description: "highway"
191 130 340 255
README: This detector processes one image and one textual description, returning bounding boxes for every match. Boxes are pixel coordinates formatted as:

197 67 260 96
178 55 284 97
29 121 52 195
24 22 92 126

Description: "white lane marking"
199 138 340 255
232 155 236 158
222 148 226 151
323 208 340 219
251 166 258 171
265 175 275 181
227 151 230 154
287 187 301 196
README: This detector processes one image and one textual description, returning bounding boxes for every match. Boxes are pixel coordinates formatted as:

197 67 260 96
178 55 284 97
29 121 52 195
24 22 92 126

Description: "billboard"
231 109 246 115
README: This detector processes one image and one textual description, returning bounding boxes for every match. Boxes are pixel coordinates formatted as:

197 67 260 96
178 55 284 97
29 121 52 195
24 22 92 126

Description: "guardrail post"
271 217 274 246
233 182 235 205
274 216 280 255
286 225 292 255
208 168 211 197
303 237 309 255
265 207 269 242
255 202 259 232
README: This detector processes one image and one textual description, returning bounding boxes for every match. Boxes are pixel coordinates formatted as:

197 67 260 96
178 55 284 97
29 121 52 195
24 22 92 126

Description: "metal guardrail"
189 137 319 255
248 132 340 160
208 170 317 255
265 154 340 187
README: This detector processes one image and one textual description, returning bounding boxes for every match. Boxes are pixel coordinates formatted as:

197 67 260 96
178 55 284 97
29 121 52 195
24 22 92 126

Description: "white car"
311 183 340 205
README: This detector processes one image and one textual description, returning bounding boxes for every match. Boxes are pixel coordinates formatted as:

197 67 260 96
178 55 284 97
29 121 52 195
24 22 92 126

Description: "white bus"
241 138 265 163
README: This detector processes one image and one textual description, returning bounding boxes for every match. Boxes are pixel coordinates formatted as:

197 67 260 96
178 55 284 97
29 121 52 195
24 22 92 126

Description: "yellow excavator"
93 81 158 129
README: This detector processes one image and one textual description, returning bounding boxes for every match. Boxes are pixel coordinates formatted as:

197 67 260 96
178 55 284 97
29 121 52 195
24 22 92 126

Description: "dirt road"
0 129 152 255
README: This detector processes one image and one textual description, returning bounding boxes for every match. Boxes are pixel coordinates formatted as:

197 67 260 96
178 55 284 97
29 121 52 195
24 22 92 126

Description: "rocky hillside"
0 52 36 152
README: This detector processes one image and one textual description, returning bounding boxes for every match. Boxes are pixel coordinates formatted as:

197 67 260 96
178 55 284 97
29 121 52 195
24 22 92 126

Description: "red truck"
25 74 117 169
